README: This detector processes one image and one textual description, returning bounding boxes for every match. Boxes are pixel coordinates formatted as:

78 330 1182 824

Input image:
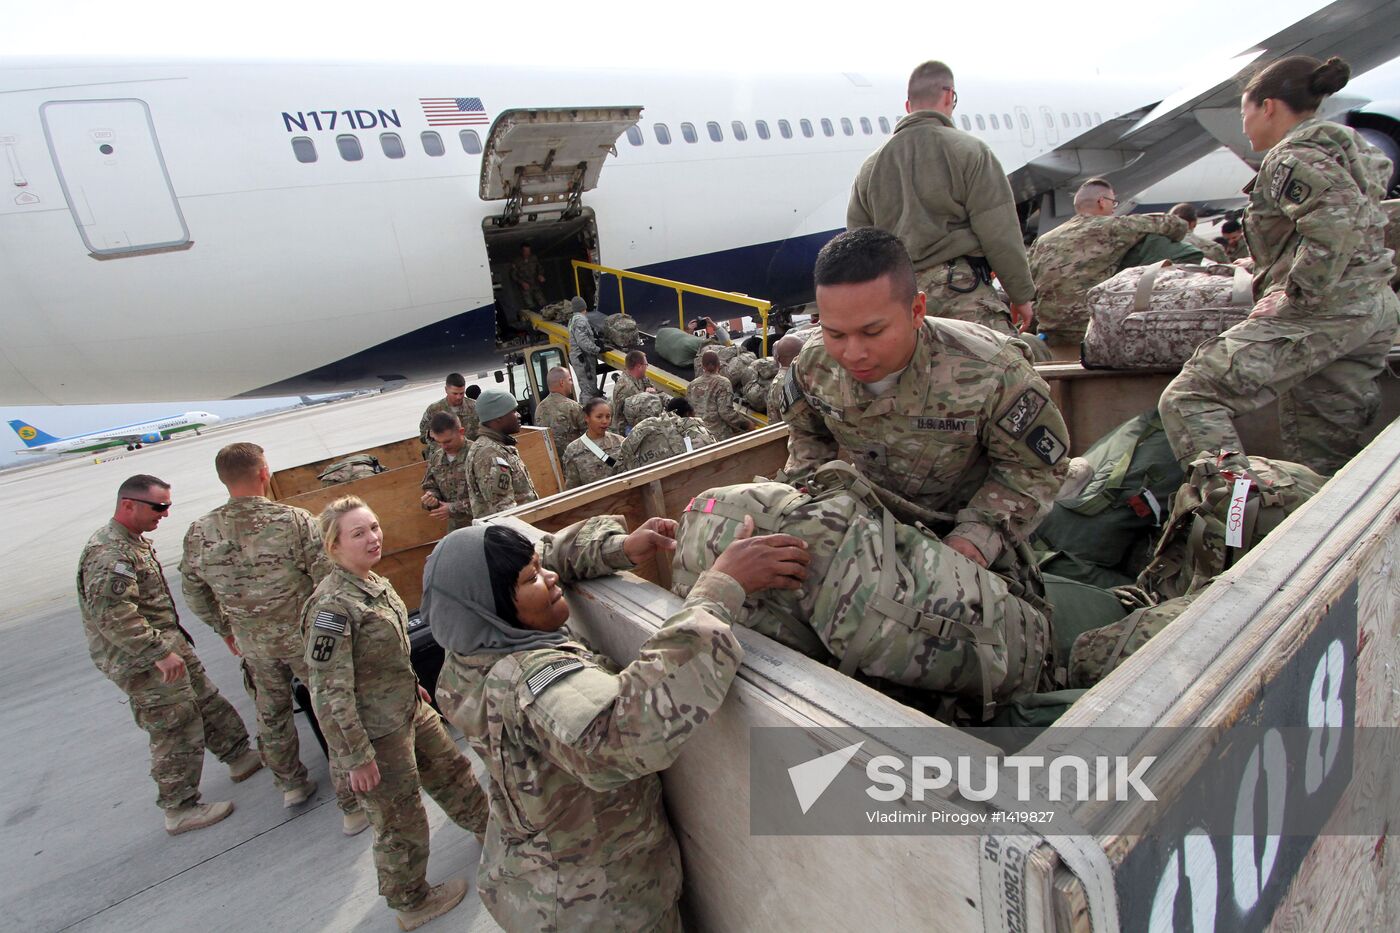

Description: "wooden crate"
267 436 424 499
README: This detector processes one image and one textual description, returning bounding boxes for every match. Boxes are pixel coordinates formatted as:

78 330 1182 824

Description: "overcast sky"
4 0 1398 466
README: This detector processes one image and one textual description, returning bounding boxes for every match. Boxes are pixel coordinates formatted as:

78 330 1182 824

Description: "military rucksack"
692 342 741 377
602 313 640 348
721 351 758 389
1033 410 1183 582
672 462 1052 719
1137 454 1329 601
622 391 664 426
539 299 574 323
317 454 383 486
620 413 713 469
1081 261 1254 369
743 359 779 413
1068 594 1197 688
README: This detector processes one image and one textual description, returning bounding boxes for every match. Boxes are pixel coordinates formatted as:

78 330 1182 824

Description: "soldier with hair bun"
1160 55 1400 476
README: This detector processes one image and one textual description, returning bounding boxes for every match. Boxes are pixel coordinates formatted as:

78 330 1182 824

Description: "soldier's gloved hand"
945 534 989 568
714 515 810 594
623 517 679 565
1009 301 1035 333
154 651 187 684
223 635 241 657
349 760 381 794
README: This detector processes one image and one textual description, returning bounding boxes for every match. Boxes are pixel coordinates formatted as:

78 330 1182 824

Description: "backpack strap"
1105 613 1146 671
837 507 899 679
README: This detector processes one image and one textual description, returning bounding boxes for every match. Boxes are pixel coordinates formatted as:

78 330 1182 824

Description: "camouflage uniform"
849 110 1034 335
466 428 539 518
1160 118 1400 476
1221 236 1251 263
622 390 664 428
688 371 750 440
1029 212 1189 343
533 392 587 459
767 364 790 423
78 520 252 812
418 397 479 454
619 413 715 471
434 516 745 933
303 567 488 911
610 371 650 435
781 318 1069 567
180 496 358 812
420 448 473 532
561 431 624 489
1383 200 1400 292
1186 231 1230 263
511 254 546 309
568 313 602 401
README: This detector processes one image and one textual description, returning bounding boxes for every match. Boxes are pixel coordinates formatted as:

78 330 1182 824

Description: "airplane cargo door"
40 99 190 257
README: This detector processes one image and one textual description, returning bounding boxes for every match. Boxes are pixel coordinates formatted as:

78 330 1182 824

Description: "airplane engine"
140 432 164 445
1346 102 1400 197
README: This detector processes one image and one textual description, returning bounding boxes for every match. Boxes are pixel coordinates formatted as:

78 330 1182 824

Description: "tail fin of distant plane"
8 420 60 447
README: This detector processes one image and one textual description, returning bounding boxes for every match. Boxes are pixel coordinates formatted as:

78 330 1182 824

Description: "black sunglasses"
124 496 172 512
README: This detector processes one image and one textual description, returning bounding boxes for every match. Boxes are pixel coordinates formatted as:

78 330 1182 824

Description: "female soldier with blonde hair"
302 495 488 931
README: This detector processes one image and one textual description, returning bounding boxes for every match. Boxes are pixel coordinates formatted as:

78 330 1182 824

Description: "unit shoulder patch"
524 657 586 698
996 390 1048 439
1025 425 1067 466
310 633 338 663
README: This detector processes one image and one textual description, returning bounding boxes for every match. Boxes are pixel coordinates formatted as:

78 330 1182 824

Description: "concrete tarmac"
0 384 504 933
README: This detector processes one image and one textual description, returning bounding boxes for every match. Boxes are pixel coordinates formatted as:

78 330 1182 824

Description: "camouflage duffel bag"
1068 594 1197 688
602 313 640 348
743 359 779 413
672 461 1051 719
722 351 759 389
539 299 575 323
317 454 383 486
1081 260 1253 369
1137 454 1329 601
692 342 742 377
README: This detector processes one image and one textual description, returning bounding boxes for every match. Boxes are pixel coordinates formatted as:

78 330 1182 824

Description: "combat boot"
227 749 264 783
282 777 317 808
396 879 468 931
164 800 234 836
342 809 370 836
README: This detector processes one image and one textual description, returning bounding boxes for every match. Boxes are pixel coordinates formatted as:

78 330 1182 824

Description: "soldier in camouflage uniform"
1160 55 1400 476
561 398 624 489
533 366 587 460
1028 178 1190 345
423 513 809 932
848 61 1035 337
418 373 478 456
1382 199 1400 293
689 349 751 440
610 349 654 435
567 297 603 401
302 496 488 930
1171 202 1231 263
466 389 539 519
767 334 807 425
511 243 546 310
782 228 1069 575
618 396 714 470
420 413 474 533
181 444 363 828
1218 218 1250 262
78 475 259 835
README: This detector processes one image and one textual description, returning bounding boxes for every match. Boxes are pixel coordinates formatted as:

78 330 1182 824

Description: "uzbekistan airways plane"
1 0 1397 406
7 412 220 454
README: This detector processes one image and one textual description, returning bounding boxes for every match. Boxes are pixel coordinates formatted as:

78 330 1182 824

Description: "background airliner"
8 412 219 454
1 0 1396 407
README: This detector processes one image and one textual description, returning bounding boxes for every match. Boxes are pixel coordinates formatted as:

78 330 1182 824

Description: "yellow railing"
571 260 772 356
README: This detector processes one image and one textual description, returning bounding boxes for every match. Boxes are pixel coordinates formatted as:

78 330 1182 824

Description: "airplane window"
732 120 748 141
656 123 673 144
680 122 696 143
1003 112 1012 128
420 131 445 157
1073 113 1082 127
878 116 890 133
1094 111 1102 123
380 133 406 159
1061 112 1070 127
1020 112 1030 129
821 118 834 137
291 136 317 163
860 117 872 134
336 135 363 161
800 119 814 138
626 126 643 146
756 120 770 140
460 129 482 154
779 119 793 139
975 115 985 130
1044 112 1054 128
1083 112 1092 125
961 115 971 130
989 114 999 130
707 121 723 142
840 117 853 136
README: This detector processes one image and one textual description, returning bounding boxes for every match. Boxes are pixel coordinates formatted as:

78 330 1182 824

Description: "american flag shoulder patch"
113 561 136 578
313 610 349 635
525 658 586 698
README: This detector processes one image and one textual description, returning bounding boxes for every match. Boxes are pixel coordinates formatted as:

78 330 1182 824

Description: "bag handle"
1230 265 1254 307
1132 260 1172 313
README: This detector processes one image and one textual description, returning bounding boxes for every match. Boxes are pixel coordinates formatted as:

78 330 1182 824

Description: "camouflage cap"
476 389 518 422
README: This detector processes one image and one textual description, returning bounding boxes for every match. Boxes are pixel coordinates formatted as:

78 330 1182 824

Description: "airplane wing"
1014 0 1400 226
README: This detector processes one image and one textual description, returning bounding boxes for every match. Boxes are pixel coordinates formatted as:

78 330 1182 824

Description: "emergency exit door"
40 99 189 256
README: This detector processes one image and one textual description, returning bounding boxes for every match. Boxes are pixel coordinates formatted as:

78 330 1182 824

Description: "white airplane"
1 0 1397 407
7 411 220 454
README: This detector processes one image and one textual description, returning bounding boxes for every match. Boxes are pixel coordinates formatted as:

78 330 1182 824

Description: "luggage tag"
1224 476 1252 549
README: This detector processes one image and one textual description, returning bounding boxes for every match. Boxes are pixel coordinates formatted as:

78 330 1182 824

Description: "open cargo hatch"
480 106 642 226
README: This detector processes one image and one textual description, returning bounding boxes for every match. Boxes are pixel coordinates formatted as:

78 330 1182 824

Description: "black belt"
945 256 993 293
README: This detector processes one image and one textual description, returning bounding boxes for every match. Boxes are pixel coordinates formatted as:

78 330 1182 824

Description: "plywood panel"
268 436 424 499
279 462 443 554
516 425 562 499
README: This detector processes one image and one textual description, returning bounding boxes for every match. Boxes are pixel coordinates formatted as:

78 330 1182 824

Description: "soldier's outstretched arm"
1279 151 1373 309
537 515 641 584
177 527 229 638
778 371 839 485
302 601 375 770
956 352 1070 562
1127 213 1190 243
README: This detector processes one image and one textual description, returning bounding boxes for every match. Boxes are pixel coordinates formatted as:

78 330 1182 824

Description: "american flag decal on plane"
419 97 488 126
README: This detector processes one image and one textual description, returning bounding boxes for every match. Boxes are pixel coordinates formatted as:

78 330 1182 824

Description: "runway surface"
0 383 504 933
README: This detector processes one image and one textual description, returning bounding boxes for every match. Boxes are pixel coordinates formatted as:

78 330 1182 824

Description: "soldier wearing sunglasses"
77 474 260 836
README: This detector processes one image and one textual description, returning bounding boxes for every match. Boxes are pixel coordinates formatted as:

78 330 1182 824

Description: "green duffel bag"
987 689 1088 729
1069 594 1197 688
1034 409 1183 574
1038 549 1137 589
1042 573 1130 671
655 326 708 367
